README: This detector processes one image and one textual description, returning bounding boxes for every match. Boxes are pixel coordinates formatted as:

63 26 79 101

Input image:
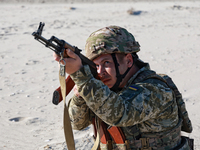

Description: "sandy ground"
0 1 200 149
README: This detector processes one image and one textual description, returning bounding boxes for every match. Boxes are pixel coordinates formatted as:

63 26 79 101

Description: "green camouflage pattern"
68 63 185 149
69 64 178 130
85 26 140 60
159 74 193 133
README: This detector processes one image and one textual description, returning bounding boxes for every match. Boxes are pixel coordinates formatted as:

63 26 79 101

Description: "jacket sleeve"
70 65 177 128
68 94 94 130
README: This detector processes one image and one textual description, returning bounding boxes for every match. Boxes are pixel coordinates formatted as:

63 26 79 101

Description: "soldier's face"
93 54 128 88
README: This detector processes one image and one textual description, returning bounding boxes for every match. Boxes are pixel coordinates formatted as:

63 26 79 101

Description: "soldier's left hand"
53 49 83 75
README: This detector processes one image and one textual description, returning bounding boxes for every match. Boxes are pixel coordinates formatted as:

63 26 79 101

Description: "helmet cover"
85 26 140 60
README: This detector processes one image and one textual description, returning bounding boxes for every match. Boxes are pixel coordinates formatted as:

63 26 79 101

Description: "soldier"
53 26 192 150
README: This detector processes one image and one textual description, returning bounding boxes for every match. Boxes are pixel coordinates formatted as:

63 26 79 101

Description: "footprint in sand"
9 117 26 122
9 117 40 125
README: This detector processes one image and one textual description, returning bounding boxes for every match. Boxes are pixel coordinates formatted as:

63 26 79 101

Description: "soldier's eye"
105 61 109 65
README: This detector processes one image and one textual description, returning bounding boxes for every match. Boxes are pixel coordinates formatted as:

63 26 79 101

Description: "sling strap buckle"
140 138 152 150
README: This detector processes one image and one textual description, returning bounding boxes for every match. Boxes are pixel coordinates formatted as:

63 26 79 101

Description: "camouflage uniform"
68 63 181 149
68 26 191 149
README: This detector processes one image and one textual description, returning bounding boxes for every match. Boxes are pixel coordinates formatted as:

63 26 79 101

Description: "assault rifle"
32 22 97 105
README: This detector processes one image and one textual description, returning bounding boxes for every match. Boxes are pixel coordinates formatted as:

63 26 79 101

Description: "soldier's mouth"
102 78 112 86
103 79 110 83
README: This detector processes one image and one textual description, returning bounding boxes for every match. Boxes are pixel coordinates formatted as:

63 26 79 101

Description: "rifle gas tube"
32 22 97 105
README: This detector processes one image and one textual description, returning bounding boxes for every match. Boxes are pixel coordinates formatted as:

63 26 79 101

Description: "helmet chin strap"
110 53 134 92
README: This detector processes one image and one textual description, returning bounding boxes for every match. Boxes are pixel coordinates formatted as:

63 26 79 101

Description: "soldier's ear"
126 53 133 67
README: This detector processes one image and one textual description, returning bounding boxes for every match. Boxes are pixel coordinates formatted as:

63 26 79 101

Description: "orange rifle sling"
92 119 111 144
107 126 126 144
100 122 111 144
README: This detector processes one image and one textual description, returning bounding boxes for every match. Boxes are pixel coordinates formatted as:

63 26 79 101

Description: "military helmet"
85 25 140 60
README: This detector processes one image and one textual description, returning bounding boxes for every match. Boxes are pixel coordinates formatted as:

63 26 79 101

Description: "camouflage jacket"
68 63 179 145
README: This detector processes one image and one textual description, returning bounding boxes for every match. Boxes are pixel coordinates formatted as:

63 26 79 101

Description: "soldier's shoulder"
120 84 144 101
